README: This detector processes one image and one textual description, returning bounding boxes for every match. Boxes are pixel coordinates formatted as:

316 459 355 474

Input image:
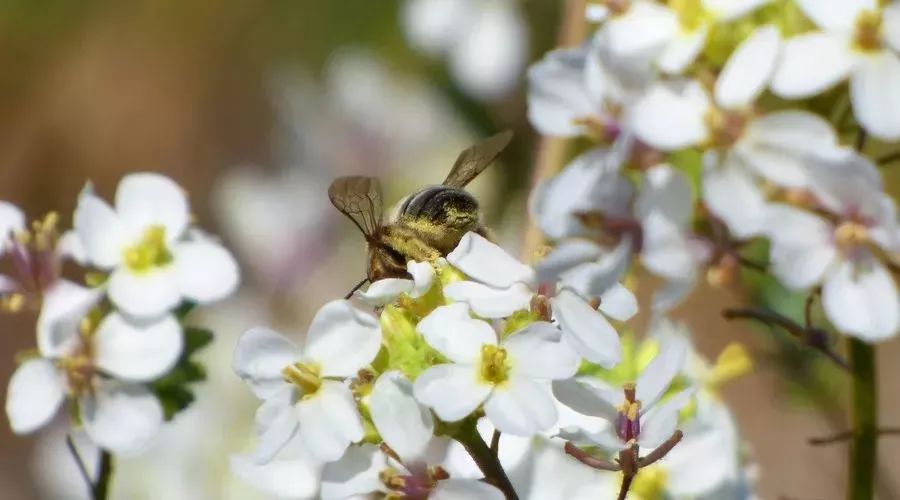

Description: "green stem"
454 422 519 500
848 338 877 500
93 450 114 500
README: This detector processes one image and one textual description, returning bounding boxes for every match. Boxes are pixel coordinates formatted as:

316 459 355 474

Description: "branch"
455 423 519 500
809 427 900 446
563 442 621 472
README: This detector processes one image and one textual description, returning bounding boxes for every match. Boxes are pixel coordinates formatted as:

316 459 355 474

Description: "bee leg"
382 228 442 262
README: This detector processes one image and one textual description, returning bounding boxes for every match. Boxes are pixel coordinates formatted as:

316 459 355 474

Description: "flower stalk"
848 338 877 500
453 421 519 500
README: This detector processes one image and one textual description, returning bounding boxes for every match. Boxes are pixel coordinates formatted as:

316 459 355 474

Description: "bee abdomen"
399 186 479 229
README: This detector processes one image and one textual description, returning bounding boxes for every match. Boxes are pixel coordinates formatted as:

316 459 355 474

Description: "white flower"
413 303 580 435
771 0 900 140
232 299 381 462
354 260 436 306
0 201 24 255
554 334 693 452
74 173 240 318
632 26 842 238
444 232 630 366
597 0 769 75
764 152 900 341
6 281 179 455
230 434 322 500
402 0 527 100
320 371 504 500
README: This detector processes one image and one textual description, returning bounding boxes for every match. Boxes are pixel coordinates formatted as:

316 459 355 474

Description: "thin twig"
563 442 621 472
490 430 501 456
65 435 94 498
455 423 519 500
877 150 900 166
809 427 900 446
804 289 820 329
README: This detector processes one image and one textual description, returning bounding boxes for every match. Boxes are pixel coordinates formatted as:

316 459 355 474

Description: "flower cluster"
232 232 752 498
3 173 239 456
529 0 900 341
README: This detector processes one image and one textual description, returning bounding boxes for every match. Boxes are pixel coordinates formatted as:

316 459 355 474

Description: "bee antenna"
344 277 370 300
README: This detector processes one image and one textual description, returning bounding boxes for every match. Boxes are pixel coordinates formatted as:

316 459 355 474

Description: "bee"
328 130 513 296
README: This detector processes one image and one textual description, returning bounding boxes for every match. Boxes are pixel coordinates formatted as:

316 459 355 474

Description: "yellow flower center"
123 225 173 272
705 107 750 149
282 362 322 397
59 354 95 397
854 10 883 52
479 345 510 385
834 220 869 249
669 0 709 32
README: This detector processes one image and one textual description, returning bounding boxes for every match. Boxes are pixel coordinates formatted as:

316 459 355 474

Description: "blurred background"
1 1 900 498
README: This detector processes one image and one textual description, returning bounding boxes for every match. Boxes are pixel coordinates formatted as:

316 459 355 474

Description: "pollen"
479 344 511 385
282 362 322 396
854 10 883 53
834 220 869 249
123 225 173 272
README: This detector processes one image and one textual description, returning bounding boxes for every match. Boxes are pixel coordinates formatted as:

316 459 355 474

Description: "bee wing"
328 176 383 238
442 130 513 188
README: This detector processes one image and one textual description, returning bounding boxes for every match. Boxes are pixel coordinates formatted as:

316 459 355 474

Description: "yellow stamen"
834 221 869 249
479 345 511 385
282 362 322 396
123 225 173 272
854 10 883 52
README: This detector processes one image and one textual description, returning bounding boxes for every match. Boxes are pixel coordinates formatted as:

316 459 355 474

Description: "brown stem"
490 430 501 456
563 442 621 472
520 0 587 260
809 427 900 446
638 430 684 467
455 424 519 500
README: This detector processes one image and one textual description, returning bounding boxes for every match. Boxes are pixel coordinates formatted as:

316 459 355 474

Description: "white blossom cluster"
232 233 754 499
529 0 900 341
2 173 239 456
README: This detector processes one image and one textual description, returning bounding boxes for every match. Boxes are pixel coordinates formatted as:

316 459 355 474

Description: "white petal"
57 230 87 265
320 444 386 499
444 281 532 319
702 0 770 20
764 204 836 289
447 232 535 288
715 25 781 109
771 33 856 98
598 282 639 321
527 47 598 137
230 444 321 499
657 25 708 75
354 278 414 306
738 110 838 187
652 277 697 312
484 376 558 435
253 396 301 464
73 190 128 269
305 299 381 377
557 239 633 300
641 212 697 282
605 2 678 60
795 0 874 31
884 2 900 53
504 322 580 379
115 172 189 241
407 260 435 297
535 239 603 284
632 82 709 150
635 164 693 227
635 335 688 409
234 327 301 399
108 266 181 318
82 382 163 456
431 479 505 500
701 153 767 239
6 358 64 434
551 289 622 367
418 303 496 363
639 388 695 449
414 364 491 422
172 239 240 304
552 377 621 422
850 51 900 141
370 371 433 463
822 258 900 341
296 381 364 462
37 280 103 359
94 313 182 382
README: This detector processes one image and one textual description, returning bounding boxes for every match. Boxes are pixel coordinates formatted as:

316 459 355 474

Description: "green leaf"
150 325 214 421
